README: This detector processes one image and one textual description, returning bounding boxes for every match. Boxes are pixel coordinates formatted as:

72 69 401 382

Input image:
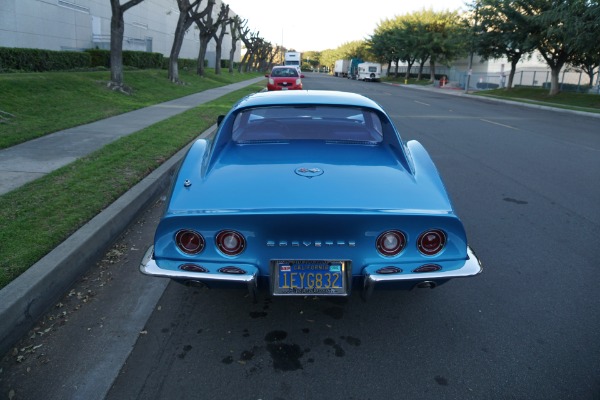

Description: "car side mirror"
265 74 269 78
300 74 305 78
217 115 225 126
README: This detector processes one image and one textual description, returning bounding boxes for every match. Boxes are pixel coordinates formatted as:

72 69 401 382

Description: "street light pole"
465 2 480 94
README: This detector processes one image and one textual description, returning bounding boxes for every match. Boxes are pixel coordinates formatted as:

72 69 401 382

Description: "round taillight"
376 230 406 257
417 229 446 256
216 230 246 256
175 230 204 254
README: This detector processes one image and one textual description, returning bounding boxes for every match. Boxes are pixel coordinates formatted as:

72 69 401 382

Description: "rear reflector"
413 264 442 273
180 264 208 273
218 266 246 275
376 266 403 274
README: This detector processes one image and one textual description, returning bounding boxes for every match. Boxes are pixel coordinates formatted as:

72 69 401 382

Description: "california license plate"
272 260 348 296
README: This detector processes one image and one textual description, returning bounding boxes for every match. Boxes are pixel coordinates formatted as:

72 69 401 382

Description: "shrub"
0 47 90 72
476 82 500 89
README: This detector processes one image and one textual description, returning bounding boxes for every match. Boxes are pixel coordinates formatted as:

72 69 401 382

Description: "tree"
227 16 244 73
472 0 535 89
302 50 321 71
109 0 145 91
195 0 228 76
211 3 231 75
168 0 211 83
420 9 468 82
239 29 260 72
370 19 402 77
520 0 593 95
568 1 600 87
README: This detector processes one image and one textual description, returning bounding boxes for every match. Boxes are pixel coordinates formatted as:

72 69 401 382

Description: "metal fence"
449 69 600 94
385 65 600 94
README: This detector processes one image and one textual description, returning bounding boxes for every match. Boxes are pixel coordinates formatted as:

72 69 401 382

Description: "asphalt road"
1 73 599 400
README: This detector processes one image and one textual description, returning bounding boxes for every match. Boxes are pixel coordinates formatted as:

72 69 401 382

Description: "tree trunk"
168 11 190 83
109 0 145 90
229 42 237 73
197 41 208 76
109 4 124 86
214 41 223 75
429 59 436 83
417 62 424 80
404 60 414 80
506 57 520 90
549 66 561 96
228 23 238 73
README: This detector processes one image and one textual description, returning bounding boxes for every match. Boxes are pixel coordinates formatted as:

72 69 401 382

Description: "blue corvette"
140 90 482 299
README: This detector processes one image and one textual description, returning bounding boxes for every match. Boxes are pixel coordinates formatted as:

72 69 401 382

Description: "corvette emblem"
295 167 324 178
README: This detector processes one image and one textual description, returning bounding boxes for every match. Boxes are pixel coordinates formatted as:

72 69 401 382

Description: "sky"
224 0 468 53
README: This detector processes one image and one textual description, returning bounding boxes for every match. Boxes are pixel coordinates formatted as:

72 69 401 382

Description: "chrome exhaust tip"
416 281 437 289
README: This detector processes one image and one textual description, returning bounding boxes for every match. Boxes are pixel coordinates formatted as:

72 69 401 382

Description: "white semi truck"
284 51 302 72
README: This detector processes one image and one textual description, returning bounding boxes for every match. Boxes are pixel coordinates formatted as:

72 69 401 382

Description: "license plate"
281 87 288 90
272 260 348 296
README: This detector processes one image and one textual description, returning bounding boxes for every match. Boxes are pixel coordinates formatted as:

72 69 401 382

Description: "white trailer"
333 59 350 77
357 62 382 82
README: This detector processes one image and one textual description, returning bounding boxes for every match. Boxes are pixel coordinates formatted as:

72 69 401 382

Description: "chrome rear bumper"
140 246 482 301
362 246 483 299
140 246 258 300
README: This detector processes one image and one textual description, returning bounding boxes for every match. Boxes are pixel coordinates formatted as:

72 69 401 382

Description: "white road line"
480 118 518 130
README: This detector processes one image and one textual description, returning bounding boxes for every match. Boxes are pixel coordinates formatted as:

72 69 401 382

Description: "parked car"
140 90 482 300
265 66 304 91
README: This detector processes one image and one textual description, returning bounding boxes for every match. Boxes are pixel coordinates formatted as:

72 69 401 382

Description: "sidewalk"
0 76 266 196
0 76 265 357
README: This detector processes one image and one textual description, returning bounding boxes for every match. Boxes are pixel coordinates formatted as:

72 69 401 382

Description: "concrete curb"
0 126 215 357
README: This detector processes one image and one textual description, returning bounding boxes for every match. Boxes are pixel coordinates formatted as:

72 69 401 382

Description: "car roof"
233 90 385 112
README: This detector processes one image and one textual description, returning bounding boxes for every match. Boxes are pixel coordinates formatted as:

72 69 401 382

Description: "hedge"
1 46 221 73
0 47 90 72
86 49 163 69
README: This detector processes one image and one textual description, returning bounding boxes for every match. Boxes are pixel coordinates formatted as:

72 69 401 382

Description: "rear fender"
165 139 210 211
405 140 453 208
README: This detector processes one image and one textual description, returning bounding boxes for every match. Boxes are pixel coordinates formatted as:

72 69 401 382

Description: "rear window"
231 105 384 143
271 68 299 77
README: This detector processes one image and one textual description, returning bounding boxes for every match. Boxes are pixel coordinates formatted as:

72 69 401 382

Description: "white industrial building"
0 0 242 67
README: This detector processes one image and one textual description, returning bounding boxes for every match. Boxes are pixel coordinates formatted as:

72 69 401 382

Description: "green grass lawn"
475 87 600 113
0 68 264 288
0 68 263 149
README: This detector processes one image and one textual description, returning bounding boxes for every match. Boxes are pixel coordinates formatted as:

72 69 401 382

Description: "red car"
265 66 304 91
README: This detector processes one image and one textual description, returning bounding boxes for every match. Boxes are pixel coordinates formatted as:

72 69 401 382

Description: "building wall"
0 0 241 67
